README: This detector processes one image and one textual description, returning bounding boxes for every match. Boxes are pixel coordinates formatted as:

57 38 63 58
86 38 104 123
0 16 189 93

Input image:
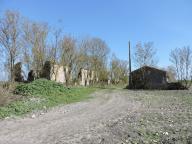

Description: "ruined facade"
25 61 104 86
78 68 96 86
13 62 24 82
26 61 74 85
41 61 67 84
50 65 66 83
27 70 36 82
63 66 72 85
78 68 89 86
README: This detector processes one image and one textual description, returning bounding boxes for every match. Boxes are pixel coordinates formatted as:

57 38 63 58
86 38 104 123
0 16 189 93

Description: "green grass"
93 83 128 90
0 79 97 119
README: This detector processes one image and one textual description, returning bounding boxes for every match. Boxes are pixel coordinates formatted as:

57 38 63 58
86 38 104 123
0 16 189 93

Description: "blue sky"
0 0 192 69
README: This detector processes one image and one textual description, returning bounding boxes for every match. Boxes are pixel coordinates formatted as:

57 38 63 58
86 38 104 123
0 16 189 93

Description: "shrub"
0 79 96 119
14 79 69 96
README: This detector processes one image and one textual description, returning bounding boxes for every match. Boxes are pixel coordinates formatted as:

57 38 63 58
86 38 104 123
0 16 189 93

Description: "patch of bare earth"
0 90 192 144
0 86 21 107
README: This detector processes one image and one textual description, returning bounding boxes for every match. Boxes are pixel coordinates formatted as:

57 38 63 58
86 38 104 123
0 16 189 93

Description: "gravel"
0 89 191 144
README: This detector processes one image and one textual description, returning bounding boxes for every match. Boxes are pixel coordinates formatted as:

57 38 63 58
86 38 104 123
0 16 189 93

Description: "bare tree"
78 38 92 69
48 28 62 64
170 48 180 80
79 37 110 83
60 35 77 85
182 47 192 80
22 19 32 72
110 54 128 84
0 10 21 81
170 46 192 88
134 42 158 68
119 60 129 83
166 66 176 82
133 42 158 88
45 29 62 81
22 20 49 77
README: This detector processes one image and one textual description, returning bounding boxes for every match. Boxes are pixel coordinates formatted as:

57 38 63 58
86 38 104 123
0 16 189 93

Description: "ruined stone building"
78 68 90 86
50 65 66 83
13 62 24 82
78 68 96 86
13 61 108 87
27 70 36 82
13 61 101 86
63 66 72 84
41 61 67 84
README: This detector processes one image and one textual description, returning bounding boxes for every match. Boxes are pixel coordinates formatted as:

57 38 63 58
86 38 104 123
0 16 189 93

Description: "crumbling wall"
41 61 51 80
64 66 72 85
40 61 66 84
89 70 95 85
78 68 96 86
51 65 66 83
13 62 24 82
27 70 36 82
79 68 87 86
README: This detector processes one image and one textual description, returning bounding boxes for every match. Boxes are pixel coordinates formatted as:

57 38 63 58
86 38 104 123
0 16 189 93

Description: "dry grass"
0 87 8 106
0 82 21 106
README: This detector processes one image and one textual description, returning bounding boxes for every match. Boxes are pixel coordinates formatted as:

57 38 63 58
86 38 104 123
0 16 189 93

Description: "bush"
14 79 69 96
0 79 96 119
167 82 187 90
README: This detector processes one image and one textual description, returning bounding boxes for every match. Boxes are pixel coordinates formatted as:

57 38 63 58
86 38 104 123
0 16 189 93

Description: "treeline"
133 41 192 88
1 10 191 86
0 10 128 84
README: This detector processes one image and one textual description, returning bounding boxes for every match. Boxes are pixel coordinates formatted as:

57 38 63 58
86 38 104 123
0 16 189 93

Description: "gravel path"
0 90 141 144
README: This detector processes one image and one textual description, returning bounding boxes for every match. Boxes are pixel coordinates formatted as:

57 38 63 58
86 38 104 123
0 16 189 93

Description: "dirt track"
1 89 192 144
0 90 142 144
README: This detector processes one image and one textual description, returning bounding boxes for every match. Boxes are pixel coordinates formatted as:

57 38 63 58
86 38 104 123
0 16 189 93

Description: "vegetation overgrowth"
0 79 96 119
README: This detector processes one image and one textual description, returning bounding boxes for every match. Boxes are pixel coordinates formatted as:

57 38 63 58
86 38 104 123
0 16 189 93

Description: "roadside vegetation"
0 79 96 119
0 10 191 143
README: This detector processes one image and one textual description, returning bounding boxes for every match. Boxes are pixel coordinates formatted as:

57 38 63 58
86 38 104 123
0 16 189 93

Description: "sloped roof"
131 66 166 74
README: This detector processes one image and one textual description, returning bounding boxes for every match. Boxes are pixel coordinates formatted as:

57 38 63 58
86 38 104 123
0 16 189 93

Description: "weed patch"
0 79 96 119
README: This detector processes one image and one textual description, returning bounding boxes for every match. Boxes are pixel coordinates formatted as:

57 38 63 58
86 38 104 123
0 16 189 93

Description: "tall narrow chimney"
128 41 132 88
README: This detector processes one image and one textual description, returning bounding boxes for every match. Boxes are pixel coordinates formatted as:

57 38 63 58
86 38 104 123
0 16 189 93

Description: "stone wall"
50 65 66 83
41 61 66 84
13 62 24 82
27 61 104 86
27 70 36 82
78 68 96 86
